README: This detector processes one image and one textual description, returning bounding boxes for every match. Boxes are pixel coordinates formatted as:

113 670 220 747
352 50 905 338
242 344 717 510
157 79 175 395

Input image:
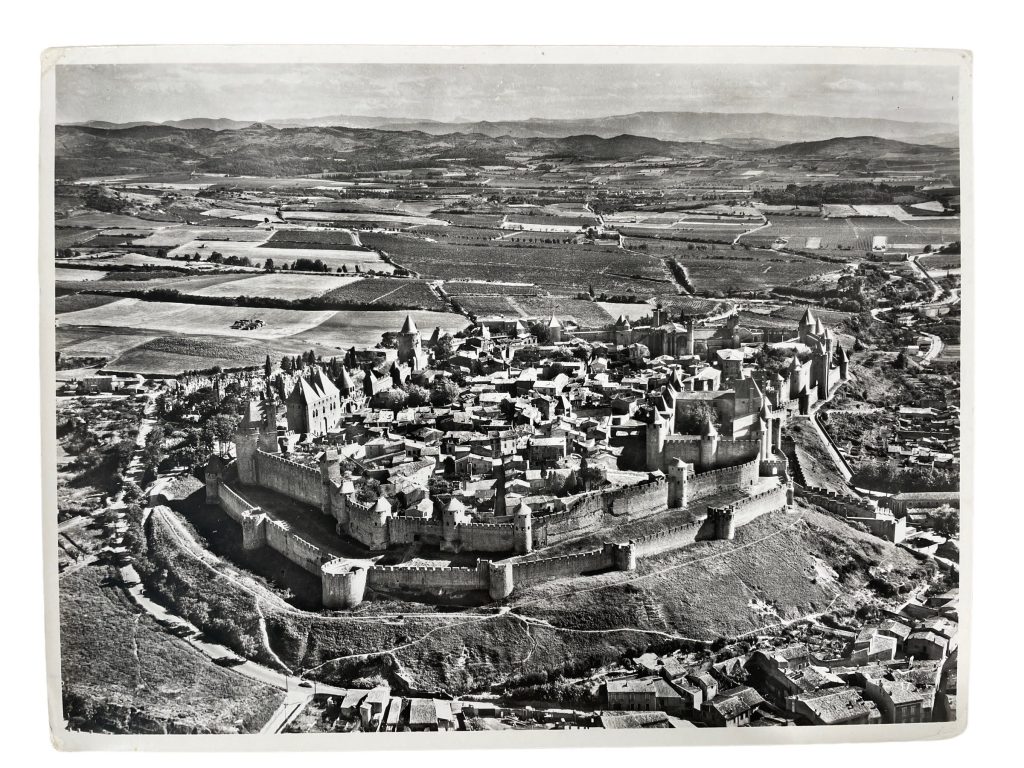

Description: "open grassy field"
139 499 924 696
55 267 110 282
513 506 923 641
788 419 849 494
169 240 393 272
56 296 467 373
131 225 262 249
57 298 336 339
187 273 359 300
55 293 126 315
57 273 253 296
56 211 168 229
60 565 283 734
106 335 351 375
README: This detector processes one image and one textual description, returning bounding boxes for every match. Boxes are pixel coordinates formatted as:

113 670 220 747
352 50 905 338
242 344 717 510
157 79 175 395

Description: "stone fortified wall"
535 475 667 546
798 485 907 543
254 450 325 510
687 457 761 502
662 435 762 470
218 482 256 524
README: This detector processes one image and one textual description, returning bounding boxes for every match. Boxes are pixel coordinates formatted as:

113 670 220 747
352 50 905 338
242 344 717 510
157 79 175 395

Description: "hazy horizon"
56 62 959 127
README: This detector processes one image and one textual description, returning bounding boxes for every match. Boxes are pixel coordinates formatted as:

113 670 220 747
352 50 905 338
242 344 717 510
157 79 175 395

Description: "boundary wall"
254 450 324 509
687 458 760 502
797 485 907 543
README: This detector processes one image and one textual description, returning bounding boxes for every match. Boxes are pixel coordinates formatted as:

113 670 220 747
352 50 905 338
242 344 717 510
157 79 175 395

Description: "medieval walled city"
53 55 962 736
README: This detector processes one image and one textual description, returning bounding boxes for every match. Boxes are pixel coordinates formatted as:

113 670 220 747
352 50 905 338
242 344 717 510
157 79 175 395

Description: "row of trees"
369 378 460 412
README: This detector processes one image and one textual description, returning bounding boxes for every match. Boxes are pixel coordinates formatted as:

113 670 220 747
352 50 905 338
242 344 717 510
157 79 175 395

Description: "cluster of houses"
885 404 960 470
603 587 959 727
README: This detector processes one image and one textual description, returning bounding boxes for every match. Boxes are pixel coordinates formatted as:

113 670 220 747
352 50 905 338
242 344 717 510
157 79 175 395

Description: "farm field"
55 327 158 359
187 273 359 300
261 229 360 249
56 273 252 296
130 225 263 249
55 267 109 282
280 211 447 227
678 251 837 295
57 298 336 339
108 334 343 374
54 293 126 315
168 240 393 272
514 297 615 327
450 295 522 318
291 309 469 349
596 301 655 322
360 234 674 296
59 251 226 270
320 278 447 310
56 211 169 229
919 252 962 273
442 281 541 297
739 214 960 254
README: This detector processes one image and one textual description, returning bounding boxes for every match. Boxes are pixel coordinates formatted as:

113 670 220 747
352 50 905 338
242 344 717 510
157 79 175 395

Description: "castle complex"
205 306 901 610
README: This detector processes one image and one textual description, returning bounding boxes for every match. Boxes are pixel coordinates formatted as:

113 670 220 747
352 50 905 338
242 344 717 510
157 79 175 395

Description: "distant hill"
54 123 740 178
53 122 957 180
768 135 956 159
64 110 958 146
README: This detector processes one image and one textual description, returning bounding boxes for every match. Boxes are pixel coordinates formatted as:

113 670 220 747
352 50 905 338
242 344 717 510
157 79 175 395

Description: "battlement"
691 456 761 482
256 449 321 477
797 485 906 543
370 564 481 574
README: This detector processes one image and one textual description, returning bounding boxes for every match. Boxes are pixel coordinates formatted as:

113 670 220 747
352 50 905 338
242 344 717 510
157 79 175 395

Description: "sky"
56 62 959 126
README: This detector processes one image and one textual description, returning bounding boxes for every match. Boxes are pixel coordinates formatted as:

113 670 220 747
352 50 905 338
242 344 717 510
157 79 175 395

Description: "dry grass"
60 565 283 734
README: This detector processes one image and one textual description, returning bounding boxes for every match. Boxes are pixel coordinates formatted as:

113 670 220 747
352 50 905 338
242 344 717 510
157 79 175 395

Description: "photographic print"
42 46 969 747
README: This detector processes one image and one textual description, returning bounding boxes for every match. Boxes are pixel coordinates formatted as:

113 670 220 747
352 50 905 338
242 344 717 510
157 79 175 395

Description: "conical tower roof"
700 418 718 437
400 314 419 334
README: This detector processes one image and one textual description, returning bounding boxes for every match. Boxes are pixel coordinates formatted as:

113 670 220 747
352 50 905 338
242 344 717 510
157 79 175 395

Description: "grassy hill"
139 498 931 697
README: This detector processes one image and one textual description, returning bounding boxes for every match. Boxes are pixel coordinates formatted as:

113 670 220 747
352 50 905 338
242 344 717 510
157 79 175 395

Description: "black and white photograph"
40 44 970 748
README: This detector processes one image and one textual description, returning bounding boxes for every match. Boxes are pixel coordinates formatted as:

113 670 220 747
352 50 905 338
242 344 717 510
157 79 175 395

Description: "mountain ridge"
63 109 958 146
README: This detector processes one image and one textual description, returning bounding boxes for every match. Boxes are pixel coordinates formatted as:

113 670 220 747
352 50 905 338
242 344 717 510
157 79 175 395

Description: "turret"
668 458 691 508
514 503 533 554
205 454 224 503
759 401 773 460
257 385 280 454
798 308 817 341
337 365 354 396
441 497 469 551
493 455 507 517
699 418 719 471
788 355 803 400
397 314 423 370
547 314 563 344
836 343 849 381
234 427 258 485
646 409 668 471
